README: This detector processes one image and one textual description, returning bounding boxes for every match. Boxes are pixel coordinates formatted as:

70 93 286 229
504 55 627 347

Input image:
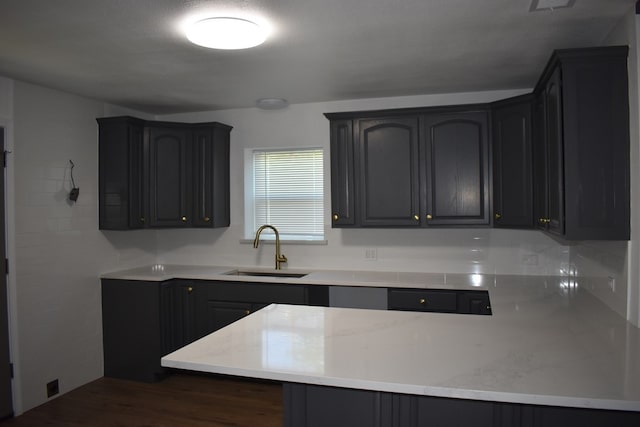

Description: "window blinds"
252 149 324 240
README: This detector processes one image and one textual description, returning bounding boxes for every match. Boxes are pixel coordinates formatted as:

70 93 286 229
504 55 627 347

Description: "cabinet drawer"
201 281 307 305
388 289 457 313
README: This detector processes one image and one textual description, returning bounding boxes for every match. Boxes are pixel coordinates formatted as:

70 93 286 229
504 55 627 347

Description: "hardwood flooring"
2 373 283 426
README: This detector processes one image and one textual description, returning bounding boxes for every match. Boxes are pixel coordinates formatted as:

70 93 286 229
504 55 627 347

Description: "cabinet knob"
413 214 419 221
332 214 339 221
140 217 145 223
245 310 251 315
538 218 550 224
203 216 210 222
419 298 426 305
426 214 433 220
494 213 501 220
181 216 187 222
187 286 193 293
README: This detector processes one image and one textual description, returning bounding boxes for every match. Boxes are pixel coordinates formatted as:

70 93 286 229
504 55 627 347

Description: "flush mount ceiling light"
256 98 289 110
529 0 576 12
186 17 266 49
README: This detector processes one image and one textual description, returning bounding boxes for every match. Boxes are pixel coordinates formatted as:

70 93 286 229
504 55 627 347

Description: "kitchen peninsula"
104 264 640 426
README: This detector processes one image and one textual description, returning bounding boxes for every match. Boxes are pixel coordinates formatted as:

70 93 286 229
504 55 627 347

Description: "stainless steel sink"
224 270 309 278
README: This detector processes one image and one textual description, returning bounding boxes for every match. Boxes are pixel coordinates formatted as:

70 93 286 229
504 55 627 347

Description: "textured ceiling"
0 0 634 114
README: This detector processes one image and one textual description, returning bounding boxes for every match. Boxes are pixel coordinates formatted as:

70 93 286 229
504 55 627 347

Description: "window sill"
240 239 328 246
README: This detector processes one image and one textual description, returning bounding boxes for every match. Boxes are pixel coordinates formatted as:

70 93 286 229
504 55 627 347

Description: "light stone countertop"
104 264 640 411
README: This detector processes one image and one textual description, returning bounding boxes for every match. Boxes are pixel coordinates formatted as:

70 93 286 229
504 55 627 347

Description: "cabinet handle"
187 286 193 293
332 214 339 221
203 216 210 222
413 214 419 221
494 213 501 220
419 298 426 305
426 214 433 220
181 216 187 222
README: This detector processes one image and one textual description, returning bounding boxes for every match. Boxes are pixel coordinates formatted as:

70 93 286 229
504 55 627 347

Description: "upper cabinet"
325 106 490 228
422 110 490 226
491 94 534 228
533 46 630 240
357 116 421 227
326 46 630 240
97 117 232 230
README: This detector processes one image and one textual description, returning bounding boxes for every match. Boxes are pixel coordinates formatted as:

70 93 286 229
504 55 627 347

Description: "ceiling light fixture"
256 98 289 110
529 0 576 12
186 17 266 50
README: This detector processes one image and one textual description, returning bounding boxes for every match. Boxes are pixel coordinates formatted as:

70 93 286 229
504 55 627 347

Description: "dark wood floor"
2 373 283 426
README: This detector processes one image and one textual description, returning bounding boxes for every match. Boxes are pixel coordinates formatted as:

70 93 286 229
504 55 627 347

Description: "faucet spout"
253 224 288 270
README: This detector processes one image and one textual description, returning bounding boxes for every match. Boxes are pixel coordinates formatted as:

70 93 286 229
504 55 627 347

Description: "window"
246 148 324 241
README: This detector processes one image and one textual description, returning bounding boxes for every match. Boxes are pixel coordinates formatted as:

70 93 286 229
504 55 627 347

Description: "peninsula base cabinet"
283 383 640 427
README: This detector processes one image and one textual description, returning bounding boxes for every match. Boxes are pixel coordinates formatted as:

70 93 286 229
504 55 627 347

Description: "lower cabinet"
102 278 323 382
388 289 492 315
102 279 492 382
283 383 640 427
102 279 167 382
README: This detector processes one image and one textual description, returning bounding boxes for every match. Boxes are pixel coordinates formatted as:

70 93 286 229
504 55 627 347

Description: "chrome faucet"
253 224 288 270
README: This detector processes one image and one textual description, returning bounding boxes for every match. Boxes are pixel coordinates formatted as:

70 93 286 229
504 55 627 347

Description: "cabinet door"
148 126 192 227
533 93 549 231
492 96 533 228
544 67 565 236
356 117 420 226
97 117 146 230
192 125 230 228
204 301 253 332
160 281 205 355
329 119 356 226
422 112 490 225
102 279 165 382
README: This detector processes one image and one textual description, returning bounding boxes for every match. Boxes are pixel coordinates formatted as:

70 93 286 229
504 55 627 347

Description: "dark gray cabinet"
388 288 491 315
284 383 640 427
102 279 167 382
329 119 356 226
102 278 322 382
533 46 630 240
97 116 146 229
325 107 490 228
97 117 232 230
200 281 309 331
326 46 630 239
491 95 534 228
148 125 191 227
422 110 490 226
357 116 421 226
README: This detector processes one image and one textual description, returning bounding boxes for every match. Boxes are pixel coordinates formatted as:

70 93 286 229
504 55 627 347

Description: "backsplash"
569 241 629 319
155 225 569 276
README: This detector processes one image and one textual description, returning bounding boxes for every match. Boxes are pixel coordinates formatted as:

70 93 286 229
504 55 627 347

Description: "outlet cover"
364 248 378 261
47 379 59 398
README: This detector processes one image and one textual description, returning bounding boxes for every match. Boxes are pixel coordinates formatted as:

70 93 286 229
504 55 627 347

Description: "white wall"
156 90 570 276
7 80 157 414
569 5 640 324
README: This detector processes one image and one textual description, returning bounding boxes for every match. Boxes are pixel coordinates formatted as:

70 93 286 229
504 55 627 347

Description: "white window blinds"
251 148 324 240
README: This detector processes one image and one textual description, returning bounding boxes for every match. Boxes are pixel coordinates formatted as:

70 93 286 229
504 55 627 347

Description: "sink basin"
225 270 309 278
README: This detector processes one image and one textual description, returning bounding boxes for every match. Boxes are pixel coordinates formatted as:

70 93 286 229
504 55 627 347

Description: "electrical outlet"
364 248 378 261
47 379 59 398
608 276 616 293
